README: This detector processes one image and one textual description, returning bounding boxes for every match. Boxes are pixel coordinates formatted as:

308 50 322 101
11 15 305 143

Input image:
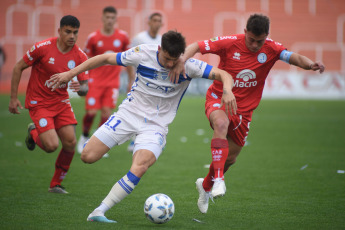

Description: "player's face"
244 29 268 53
158 47 179 69
149 15 162 34
103 12 117 30
59 26 79 47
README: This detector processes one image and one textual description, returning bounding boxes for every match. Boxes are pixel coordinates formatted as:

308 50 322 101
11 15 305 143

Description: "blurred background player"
77 6 135 156
127 12 163 152
48 30 236 223
8 15 89 194
170 13 325 213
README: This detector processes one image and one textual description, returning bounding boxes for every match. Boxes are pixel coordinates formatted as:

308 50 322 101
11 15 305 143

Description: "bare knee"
212 118 229 133
43 142 59 153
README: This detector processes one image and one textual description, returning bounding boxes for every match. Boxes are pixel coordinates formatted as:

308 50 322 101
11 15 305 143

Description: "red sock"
203 162 214 192
82 113 96 136
50 149 75 188
98 116 109 127
211 138 229 180
30 129 44 149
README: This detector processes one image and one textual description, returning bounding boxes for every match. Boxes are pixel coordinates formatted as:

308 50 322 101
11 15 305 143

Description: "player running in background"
48 30 237 223
77 6 135 155
170 13 325 213
8 15 89 194
127 12 163 152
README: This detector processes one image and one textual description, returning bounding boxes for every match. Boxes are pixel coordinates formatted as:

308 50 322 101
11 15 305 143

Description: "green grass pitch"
0 94 344 229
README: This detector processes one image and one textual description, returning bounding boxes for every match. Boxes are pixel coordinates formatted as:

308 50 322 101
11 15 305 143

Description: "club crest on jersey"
257 53 267 63
134 46 141 53
210 37 219 42
68 60 76 69
39 118 48 127
97 41 103 47
113 39 121 47
233 52 241 60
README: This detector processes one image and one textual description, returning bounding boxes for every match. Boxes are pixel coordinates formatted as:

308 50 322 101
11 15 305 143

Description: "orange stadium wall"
0 0 344 98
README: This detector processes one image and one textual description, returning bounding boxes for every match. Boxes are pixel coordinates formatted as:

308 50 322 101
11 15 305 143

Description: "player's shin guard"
102 171 141 210
82 113 96 137
50 149 75 188
211 138 229 180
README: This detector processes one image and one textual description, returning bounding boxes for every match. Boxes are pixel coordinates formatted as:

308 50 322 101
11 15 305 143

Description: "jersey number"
105 116 122 131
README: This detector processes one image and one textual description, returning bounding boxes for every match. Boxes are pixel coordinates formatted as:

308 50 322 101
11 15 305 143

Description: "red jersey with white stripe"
23 37 88 109
84 29 130 88
198 34 286 114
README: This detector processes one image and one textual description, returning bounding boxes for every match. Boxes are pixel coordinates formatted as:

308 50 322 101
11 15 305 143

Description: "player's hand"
8 98 23 114
168 57 186 84
48 72 72 91
69 79 80 92
220 90 237 116
310 62 325 74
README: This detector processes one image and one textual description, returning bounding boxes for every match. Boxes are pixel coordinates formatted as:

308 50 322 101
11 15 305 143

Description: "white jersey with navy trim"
116 44 212 127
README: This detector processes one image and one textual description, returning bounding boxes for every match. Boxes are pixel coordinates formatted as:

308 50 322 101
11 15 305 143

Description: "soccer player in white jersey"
48 31 237 223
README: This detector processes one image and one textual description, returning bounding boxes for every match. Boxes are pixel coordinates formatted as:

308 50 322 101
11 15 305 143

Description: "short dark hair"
161 30 186 58
60 15 80 28
149 12 162 20
246 14 270 36
103 6 117 14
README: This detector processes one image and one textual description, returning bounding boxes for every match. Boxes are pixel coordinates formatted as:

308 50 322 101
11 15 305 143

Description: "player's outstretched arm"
169 42 200 84
9 59 29 114
48 53 118 91
289 53 325 73
208 67 237 116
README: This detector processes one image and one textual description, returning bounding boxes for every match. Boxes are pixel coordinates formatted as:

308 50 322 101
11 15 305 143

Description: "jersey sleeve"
268 39 287 62
22 43 42 66
84 33 95 57
116 46 143 68
184 58 213 79
198 36 237 55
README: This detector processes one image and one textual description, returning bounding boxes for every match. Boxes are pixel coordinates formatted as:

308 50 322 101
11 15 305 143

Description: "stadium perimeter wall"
0 0 344 99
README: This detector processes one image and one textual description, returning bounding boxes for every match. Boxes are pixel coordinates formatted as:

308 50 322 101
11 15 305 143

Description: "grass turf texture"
0 94 344 229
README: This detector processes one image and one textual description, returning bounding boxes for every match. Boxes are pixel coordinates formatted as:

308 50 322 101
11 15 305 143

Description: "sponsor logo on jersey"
204 40 210 50
210 37 219 42
37 40 51 48
219 36 237 40
97 40 103 47
233 52 241 60
146 82 175 94
68 60 76 69
211 92 218 99
45 79 66 89
234 69 257 88
257 53 267 63
39 118 48 127
30 100 37 104
275 41 282 46
113 39 121 47
30 45 35 52
26 51 33 61
48 57 55 64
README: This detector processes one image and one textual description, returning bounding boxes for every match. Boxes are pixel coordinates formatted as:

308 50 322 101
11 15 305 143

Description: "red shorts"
85 86 119 110
29 100 77 135
205 89 252 147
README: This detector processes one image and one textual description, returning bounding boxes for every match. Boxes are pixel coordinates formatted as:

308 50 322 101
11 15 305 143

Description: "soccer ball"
144 193 175 224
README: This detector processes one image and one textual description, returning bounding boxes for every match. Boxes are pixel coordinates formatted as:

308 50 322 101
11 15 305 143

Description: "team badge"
88 97 96 106
257 53 267 63
68 60 76 69
97 41 103 47
39 118 48 127
113 39 121 47
134 46 141 53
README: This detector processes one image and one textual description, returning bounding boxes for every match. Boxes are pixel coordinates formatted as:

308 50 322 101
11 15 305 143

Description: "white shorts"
93 108 167 159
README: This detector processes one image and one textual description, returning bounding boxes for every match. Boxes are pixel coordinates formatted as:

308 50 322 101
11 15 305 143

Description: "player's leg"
47 124 76 193
87 149 157 223
224 138 242 173
81 135 110 163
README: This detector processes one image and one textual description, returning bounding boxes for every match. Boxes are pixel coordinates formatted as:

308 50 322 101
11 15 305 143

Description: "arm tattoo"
209 72 216 80
223 89 228 95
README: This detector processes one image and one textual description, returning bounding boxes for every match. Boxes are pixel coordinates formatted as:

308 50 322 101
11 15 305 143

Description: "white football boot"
211 178 226 198
77 135 88 154
195 178 213 213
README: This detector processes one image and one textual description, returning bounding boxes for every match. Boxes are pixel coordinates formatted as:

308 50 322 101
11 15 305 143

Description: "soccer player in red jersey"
8 15 89 194
170 14 325 213
77 6 135 154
